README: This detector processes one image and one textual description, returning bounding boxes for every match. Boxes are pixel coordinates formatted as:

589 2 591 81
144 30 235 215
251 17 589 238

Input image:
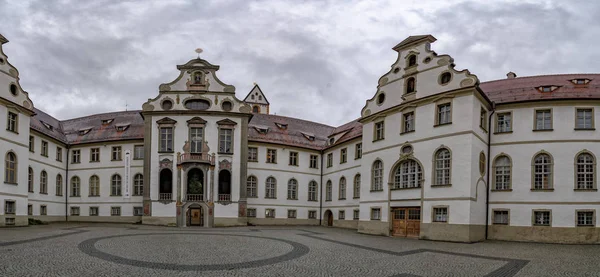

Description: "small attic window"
259 95 263 100
102 119 114 125
115 124 130 132
301 132 315 141
571 79 590 85
40 121 53 131
537 86 558 92
254 126 269 134
407 55 417 67
329 138 335 145
78 128 92 136
275 122 287 130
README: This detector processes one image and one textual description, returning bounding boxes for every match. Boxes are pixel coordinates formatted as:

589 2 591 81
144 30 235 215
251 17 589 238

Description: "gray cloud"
0 0 598 126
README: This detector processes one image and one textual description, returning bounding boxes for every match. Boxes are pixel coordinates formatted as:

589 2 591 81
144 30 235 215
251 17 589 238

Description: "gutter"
485 102 496 240
319 152 324 226
65 146 70 222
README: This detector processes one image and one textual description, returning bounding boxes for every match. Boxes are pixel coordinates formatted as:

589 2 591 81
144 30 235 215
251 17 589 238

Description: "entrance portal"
391 207 421 237
324 210 333 226
188 207 204 226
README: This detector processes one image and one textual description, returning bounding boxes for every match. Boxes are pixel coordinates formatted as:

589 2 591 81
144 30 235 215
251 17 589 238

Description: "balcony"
178 153 215 165
159 193 172 201
186 194 203 202
218 194 231 202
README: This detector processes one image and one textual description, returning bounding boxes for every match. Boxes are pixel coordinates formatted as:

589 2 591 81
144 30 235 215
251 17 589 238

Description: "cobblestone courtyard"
1 224 599 276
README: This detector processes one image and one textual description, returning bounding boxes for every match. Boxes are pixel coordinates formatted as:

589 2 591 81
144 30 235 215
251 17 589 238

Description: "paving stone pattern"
0 223 599 276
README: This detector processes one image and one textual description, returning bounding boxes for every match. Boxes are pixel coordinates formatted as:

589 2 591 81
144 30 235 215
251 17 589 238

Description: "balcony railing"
218 194 231 202
159 193 172 201
186 194 203 202
178 153 215 165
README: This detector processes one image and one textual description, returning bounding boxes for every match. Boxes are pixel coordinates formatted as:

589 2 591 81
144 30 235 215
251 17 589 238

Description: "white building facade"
1 33 599 244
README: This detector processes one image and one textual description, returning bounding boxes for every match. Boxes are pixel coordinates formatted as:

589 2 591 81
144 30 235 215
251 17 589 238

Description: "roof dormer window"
40 121 53 131
102 119 114 125
301 132 315 141
571 79 590 85
253 126 269 134
537 86 558 92
115 124 130 132
78 128 92 136
329 137 335 145
275 122 287 130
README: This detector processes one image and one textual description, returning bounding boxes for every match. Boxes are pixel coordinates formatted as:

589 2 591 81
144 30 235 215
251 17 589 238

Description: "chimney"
506 72 517 79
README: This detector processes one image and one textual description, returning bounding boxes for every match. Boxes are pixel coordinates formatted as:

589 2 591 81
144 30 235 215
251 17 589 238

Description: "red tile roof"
480 74 600 104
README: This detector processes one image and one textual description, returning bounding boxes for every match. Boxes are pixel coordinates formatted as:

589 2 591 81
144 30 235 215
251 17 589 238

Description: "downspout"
485 102 496 240
319 151 324 226
65 146 70 222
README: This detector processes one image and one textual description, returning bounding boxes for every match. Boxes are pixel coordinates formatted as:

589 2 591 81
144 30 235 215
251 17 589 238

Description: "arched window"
56 174 63 196
252 106 260 113
246 176 257 197
218 170 231 201
40 170 47 194
325 180 332 201
406 77 416 94
576 152 595 189
392 159 422 189
71 176 80 197
533 153 552 189
111 174 122 196
308 181 318 201
265 177 276 198
89 175 100 196
407 55 417 67
134 174 143 196
493 156 511 190
371 160 383 191
479 152 486 176
159 169 173 200
353 174 361 198
287 179 298 200
28 167 34 192
339 177 346 200
434 148 451 186
4 152 17 184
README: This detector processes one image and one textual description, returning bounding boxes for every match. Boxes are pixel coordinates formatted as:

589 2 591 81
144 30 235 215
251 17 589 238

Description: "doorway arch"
324 210 333 226
186 203 204 226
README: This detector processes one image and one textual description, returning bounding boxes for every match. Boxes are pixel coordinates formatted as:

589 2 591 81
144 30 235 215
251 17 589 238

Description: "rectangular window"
355 143 362 159
287 210 297 219
339 210 345 220
340 148 347 164
433 207 448 222
576 108 593 129
89 207 99 216
218 128 233 154
189 127 204 153
29 136 34 152
309 154 318 169
248 147 258 162
133 207 143 216
266 149 277 163
480 107 487 130
577 211 594 227
308 210 317 219
353 209 359 220
265 209 275 218
111 146 122 161
493 210 509 225
370 208 381 220
533 210 551 226
159 127 173 152
437 103 452 125
247 208 256 218
289 151 298 166
111 207 121 216
134 145 144 160
56 147 62 162
327 153 333 168
72 150 81 164
4 200 15 214
374 121 385 141
70 206 80 216
7 112 17 133
40 205 47 215
535 109 552 130
28 204 32 215
41 141 48 157
403 112 415 133
90 148 100 162
5 218 15 225
496 112 512 133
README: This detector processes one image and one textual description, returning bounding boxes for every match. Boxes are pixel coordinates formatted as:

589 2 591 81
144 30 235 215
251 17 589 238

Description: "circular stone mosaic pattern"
78 233 310 271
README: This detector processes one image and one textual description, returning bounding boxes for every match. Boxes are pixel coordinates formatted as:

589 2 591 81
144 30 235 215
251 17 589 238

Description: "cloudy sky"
1 0 599 126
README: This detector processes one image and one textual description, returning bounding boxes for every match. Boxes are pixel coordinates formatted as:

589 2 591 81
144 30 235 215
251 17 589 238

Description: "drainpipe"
485 102 496 240
65 146 70 222
319 152 324 226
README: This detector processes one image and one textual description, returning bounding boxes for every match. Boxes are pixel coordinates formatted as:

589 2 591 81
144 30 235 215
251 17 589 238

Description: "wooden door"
327 211 333 226
392 207 420 237
190 208 203 226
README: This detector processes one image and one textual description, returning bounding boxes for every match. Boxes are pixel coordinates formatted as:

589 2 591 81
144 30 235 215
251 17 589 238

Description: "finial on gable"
195 48 203 58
